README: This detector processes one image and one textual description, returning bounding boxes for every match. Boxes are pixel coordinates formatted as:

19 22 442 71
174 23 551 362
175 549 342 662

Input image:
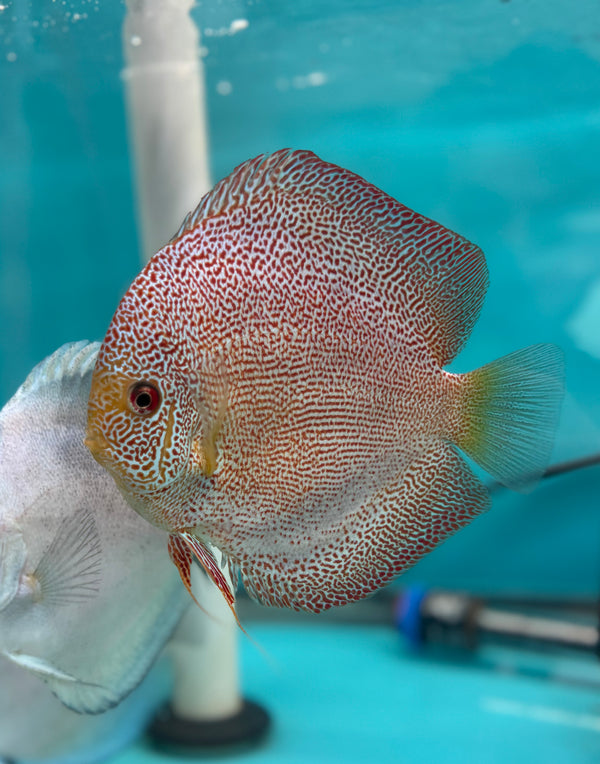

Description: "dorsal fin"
15 341 99 402
171 151 298 241
171 149 488 366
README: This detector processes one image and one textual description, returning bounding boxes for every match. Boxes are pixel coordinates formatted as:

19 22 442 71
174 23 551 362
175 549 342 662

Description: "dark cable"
488 451 600 494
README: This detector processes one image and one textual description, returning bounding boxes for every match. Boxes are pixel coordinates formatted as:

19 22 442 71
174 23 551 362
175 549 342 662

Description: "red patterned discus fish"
85 149 564 616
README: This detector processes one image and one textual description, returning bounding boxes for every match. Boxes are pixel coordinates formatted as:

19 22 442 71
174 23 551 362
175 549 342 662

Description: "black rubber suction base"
148 699 271 756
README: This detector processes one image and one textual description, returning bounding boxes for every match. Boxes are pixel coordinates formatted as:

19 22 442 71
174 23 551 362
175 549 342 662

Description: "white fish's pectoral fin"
168 532 243 630
2 651 118 714
33 508 102 607
240 442 491 613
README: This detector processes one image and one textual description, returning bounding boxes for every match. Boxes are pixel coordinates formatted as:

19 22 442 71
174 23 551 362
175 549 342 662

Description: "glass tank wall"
1 0 599 598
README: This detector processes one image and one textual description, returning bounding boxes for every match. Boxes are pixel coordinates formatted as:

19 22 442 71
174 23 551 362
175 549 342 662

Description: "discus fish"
0 653 170 764
0 342 189 713
85 149 564 616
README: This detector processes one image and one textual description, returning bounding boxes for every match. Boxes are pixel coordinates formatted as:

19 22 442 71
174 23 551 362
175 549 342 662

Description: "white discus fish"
0 342 189 714
0 653 170 764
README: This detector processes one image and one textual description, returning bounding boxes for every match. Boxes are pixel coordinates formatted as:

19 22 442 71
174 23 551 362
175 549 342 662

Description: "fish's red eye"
129 382 161 415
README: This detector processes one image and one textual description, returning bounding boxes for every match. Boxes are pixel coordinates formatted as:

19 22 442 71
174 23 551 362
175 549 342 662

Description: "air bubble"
216 80 233 96
229 18 248 34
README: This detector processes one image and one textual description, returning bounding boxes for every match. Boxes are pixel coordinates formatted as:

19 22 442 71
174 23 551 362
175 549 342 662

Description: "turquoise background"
1 0 598 596
117 624 600 764
1 3 600 761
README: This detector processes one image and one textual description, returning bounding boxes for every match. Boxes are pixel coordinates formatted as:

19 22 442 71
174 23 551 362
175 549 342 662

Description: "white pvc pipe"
169 563 242 721
121 0 241 723
122 0 211 262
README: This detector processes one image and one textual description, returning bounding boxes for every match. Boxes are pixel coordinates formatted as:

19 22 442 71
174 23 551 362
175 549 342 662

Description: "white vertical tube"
169 563 242 721
122 0 211 262
121 0 241 723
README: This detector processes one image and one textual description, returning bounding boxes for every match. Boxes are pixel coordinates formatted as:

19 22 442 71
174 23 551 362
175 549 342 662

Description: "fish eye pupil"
136 391 152 408
129 382 160 415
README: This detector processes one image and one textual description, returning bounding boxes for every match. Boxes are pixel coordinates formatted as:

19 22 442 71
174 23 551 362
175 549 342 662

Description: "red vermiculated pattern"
87 149 492 612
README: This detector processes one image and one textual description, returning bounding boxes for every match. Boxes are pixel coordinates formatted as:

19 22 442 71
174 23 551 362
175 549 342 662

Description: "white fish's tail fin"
453 344 565 492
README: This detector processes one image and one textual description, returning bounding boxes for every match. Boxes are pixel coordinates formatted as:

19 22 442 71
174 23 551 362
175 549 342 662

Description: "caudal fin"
455 344 565 492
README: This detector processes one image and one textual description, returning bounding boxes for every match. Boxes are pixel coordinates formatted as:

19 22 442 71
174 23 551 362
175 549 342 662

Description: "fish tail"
452 344 565 492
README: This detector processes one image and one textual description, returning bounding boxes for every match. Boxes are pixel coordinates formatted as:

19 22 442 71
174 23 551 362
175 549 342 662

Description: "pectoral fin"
33 509 102 606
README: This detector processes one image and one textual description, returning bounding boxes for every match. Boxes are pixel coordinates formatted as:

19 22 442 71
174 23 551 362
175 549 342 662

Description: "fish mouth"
83 429 132 493
83 427 182 494
84 430 111 458
83 428 120 477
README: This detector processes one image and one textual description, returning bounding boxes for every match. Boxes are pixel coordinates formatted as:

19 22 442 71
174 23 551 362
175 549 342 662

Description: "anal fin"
240 441 491 613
